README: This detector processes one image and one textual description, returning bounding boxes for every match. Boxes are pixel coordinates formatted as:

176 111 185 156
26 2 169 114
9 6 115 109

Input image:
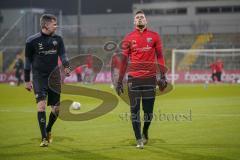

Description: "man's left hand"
157 75 168 92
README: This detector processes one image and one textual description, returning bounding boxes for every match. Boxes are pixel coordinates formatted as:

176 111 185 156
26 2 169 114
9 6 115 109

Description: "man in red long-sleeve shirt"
215 59 224 82
116 10 167 149
209 62 217 82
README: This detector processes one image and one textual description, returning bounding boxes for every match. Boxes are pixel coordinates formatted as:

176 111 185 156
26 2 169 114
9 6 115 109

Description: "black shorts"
127 76 156 107
216 72 222 82
211 73 217 81
32 73 60 106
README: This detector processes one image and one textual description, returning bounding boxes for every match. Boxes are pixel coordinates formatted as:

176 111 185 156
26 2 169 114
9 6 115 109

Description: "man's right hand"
25 81 33 92
116 81 124 95
157 75 168 92
64 67 71 77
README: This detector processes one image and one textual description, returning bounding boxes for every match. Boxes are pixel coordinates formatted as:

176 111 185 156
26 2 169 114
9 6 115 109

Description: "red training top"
75 66 83 74
210 63 216 73
121 28 165 78
215 61 224 72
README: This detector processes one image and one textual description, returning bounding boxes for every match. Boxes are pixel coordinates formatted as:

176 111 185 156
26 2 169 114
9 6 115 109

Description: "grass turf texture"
0 83 240 160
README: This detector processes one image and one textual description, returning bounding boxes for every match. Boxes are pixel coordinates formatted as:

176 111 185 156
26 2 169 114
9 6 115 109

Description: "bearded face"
134 13 147 29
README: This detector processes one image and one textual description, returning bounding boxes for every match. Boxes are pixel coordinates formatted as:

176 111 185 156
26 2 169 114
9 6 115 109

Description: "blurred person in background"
215 58 224 82
84 54 94 84
209 61 217 82
14 53 24 86
75 65 83 82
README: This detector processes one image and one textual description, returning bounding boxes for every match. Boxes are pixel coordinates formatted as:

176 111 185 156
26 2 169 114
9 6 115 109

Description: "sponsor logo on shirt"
53 40 58 46
136 46 152 52
131 40 136 45
37 41 57 55
38 43 44 50
39 50 57 55
147 37 152 43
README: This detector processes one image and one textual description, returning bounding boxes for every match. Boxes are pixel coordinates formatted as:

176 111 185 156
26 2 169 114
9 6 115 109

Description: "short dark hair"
135 10 145 15
40 14 57 29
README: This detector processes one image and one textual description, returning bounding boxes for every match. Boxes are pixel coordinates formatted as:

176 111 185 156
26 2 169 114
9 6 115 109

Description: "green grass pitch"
0 83 240 160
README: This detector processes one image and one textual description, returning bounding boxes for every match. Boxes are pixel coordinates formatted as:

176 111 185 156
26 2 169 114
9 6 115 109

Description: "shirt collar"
41 31 53 37
135 27 148 33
